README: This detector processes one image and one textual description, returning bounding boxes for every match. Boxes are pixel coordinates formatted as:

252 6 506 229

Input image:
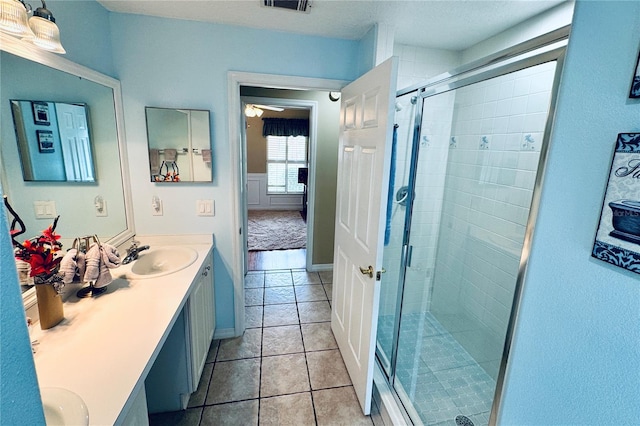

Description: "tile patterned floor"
149 269 372 426
378 313 496 425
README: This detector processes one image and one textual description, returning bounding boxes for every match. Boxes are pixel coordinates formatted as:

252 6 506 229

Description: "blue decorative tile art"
592 133 640 275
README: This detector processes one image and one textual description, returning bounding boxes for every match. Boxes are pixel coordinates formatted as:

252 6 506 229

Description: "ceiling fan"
244 103 284 117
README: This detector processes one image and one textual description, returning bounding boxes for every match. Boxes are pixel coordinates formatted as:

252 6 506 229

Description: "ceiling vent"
263 0 311 13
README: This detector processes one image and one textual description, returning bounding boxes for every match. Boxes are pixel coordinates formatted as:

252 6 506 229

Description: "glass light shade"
255 108 264 117
29 15 65 53
245 105 256 118
0 0 34 38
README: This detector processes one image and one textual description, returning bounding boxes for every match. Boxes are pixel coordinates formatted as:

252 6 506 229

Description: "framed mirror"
10 100 96 182
145 107 212 182
0 34 134 305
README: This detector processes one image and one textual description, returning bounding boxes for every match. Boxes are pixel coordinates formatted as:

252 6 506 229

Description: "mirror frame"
0 33 135 309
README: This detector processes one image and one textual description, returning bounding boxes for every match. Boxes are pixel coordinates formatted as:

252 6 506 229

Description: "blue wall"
499 1 640 424
49 0 115 76
108 13 362 331
0 183 44 425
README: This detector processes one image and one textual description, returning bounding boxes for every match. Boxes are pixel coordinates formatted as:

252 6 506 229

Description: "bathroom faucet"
122 240 150 264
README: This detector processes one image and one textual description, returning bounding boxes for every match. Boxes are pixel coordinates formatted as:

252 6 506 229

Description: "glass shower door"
376 91 420 375
391 60 559 425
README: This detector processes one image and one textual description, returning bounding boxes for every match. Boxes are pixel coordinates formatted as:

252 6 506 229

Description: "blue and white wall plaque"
592 133 640 274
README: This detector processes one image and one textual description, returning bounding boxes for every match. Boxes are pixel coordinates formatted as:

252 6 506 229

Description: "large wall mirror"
10 100 96 182
145 107 212 182
0 35 134 305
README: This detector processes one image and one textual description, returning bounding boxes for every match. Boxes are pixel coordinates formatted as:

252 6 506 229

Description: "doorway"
241 95 311 271
228 72 345 335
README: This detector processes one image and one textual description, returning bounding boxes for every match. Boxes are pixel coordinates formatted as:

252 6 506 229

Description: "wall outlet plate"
152 198 163 216
95 200 108 217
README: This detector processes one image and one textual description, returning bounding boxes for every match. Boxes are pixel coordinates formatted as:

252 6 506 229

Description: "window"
267 135 307 194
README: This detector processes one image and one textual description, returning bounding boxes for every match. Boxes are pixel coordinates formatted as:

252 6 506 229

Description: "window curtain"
262 118 309 137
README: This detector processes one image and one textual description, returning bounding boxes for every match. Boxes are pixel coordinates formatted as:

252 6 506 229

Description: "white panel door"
55 103 94 181
331 57 398 415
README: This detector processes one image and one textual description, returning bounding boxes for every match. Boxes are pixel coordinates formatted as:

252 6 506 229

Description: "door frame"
240 95 318 271
228 71 346 336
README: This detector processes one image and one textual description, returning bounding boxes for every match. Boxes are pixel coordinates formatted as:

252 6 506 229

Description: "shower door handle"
359 265 374 278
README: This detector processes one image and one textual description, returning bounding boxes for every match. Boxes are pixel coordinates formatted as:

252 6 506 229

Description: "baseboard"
309 263 333 272
213 328 236 340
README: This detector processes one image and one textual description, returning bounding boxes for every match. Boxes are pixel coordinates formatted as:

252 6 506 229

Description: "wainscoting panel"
247 173 303 210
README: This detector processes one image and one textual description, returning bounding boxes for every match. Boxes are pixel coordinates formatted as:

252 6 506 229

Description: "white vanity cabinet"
187 254 215 390
145 250 215 413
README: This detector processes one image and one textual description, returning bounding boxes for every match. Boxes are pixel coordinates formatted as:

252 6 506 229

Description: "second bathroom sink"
127 246 198 279
41 387 89 425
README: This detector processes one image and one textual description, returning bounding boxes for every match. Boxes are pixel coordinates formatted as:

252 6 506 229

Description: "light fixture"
245 105 261 118
0 0 35 38
29 0 64 53
329 91 341 102
0 0 64 54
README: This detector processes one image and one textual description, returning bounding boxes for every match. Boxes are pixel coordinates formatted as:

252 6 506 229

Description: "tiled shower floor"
378 313 496 426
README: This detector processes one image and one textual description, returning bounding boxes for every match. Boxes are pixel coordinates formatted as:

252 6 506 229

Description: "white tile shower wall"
428 62 557 377
401 91 456 315
394 44 461 91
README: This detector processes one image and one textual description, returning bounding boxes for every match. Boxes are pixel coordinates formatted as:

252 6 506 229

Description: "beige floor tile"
323 283 333 301
298 301 331 323
217 328 262 361
261 353 310 397
245 305 263 329
292 271 322 285
262 325 304 356
313 386 372 426
205 340 220 363
295 284 328 302
149 407 203 426
259 392 315 426
301 322 338 352
245 273 265 288
264 286 296 305
206 358 260 404
263 303 299 327
245 288 264 306
265 272 293 287
187 362 213 407
319 271 333 284
306 349 352 390
201 400 259 426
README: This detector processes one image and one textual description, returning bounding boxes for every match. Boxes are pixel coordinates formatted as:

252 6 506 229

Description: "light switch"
33 201 57 219
196 200 214 216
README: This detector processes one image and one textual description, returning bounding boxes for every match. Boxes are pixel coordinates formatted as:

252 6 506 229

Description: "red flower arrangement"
14 217 63 277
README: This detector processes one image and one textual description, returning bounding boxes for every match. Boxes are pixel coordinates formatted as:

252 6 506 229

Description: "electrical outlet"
33 201 57 219
95 196 108 217
152 196 163 216
196 200 214 216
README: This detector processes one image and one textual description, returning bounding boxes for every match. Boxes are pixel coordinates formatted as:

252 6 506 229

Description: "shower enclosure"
375 32 567 425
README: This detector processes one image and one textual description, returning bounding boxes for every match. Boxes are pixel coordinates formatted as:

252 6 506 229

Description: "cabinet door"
189 257 214 388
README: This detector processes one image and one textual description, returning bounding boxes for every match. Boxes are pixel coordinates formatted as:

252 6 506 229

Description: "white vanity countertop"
31 235 213 425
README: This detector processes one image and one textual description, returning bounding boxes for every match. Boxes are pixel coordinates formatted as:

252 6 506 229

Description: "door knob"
359 265 374 278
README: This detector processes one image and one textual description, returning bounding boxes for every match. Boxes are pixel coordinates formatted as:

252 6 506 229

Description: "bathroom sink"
41 387 89 426
127 246 198 279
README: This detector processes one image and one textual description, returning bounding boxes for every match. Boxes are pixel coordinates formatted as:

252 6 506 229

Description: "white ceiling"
97 0 566 51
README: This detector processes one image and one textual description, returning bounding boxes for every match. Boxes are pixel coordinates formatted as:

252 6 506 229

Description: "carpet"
247 210 306 251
